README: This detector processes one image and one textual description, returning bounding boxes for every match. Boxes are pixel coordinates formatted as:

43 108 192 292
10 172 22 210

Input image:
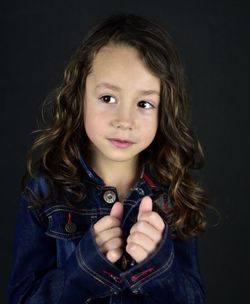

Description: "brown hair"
25 14 207 238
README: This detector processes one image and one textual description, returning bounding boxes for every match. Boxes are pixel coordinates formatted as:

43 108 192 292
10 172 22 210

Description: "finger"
130 221 162 244
138 212 165 232
94 215 121 234
110 202 123 220
95 227 122 247
94 202 123 234
101 237 123 253
138 196 153 219
127 232 156 254
106 248 123 263
126 243 148 263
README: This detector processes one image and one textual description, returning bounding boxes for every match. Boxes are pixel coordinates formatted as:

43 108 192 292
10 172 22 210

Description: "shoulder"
21 172 66 216
18 175 54 227
23 174 52 204
26 174 51 196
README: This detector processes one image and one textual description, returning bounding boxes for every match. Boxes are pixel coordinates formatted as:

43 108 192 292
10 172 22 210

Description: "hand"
93 202 124 263
126 196 165 263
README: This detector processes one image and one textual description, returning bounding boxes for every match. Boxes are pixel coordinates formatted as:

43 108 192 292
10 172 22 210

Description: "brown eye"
137 101 154 109
100 95 116 103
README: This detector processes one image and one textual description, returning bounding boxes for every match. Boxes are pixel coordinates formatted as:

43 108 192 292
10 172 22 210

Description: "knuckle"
149 212 158 222
103 240 113 252
93 226 98 235
155 233 162 243
126 243 136 253
106 216 114 226
137 221 145 231
95 236 101 246
115 237 123 247
127 234 134 243
148 242 156 253
109 217 120 228
131 232 140 241
93 221 101 232
129 225 136 235
116 227 122 236
111 215 120 223
106 237 123 250
159 221 165 231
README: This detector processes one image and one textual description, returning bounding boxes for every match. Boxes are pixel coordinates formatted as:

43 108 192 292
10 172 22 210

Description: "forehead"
87 44 160 91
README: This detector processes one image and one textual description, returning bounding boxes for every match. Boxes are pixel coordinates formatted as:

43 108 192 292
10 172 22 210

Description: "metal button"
137 188 145 196
65 222 77 233
103 190 116 204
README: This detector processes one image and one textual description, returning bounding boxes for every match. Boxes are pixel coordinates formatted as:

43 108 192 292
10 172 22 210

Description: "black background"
1 1 250 303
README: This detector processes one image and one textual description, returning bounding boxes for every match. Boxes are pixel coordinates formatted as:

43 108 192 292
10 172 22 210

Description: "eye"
100 95 116 104
137 101 154 109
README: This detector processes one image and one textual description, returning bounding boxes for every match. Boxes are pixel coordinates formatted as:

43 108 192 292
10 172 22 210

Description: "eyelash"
99 95 155 109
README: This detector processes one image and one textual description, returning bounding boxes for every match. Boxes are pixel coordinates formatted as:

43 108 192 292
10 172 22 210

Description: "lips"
108 138 135 149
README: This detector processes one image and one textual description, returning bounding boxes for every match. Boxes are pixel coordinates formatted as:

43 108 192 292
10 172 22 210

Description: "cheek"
146 115 158 136
84 106 107 142
143 116 158 140
85 115 99 139
145 127 157 144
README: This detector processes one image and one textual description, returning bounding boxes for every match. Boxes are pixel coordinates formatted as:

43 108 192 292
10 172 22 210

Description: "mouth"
108 138 135 149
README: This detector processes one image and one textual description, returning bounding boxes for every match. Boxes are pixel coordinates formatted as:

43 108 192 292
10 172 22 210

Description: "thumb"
138 196 153 220
110 202 123 221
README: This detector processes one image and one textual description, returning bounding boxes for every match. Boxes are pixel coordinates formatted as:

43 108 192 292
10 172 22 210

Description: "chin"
108 156 136 163
104 152 138 163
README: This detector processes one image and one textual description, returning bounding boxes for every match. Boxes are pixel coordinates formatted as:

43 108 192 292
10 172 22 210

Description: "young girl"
8 14 207 303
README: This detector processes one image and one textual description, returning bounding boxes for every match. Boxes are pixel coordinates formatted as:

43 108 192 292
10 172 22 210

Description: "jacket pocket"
43 207 99 267
45 207 97 240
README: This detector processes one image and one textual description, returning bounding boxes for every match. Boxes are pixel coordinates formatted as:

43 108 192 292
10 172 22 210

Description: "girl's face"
84 44 160 167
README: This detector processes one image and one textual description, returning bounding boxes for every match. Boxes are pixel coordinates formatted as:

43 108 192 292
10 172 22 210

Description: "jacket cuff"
120 227 174 293
63 226 124 297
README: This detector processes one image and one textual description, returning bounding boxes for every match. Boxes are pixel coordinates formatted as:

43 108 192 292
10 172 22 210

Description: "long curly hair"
24 14 207 238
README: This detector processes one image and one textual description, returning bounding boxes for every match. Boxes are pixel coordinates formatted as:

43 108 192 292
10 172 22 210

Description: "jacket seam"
76 244 116 290
130 246 174 290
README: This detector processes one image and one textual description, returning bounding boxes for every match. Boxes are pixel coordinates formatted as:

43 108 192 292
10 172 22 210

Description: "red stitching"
67 212 72 224
131 267 154 282
143 173 157 188
103 270 123 283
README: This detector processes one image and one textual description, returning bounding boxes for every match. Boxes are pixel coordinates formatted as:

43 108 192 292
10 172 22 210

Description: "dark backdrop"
1 1 249 303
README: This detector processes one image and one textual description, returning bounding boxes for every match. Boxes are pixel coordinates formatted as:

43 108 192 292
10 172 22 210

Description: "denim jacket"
8 159 205 303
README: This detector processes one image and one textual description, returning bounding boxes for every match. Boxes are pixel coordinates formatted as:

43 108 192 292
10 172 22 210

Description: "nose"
111 104 134 130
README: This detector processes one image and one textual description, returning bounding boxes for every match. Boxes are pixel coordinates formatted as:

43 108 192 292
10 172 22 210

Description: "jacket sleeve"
120 226 206 304
8 195 125 303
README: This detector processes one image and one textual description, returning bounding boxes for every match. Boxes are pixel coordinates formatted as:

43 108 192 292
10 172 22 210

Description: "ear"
138 196 153 220
110 202 124 220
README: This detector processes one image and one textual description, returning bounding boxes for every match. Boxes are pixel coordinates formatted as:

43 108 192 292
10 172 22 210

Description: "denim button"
65 222 77 233
103 190 116 204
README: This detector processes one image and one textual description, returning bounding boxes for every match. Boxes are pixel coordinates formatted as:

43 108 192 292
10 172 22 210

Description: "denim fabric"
8 160 206 303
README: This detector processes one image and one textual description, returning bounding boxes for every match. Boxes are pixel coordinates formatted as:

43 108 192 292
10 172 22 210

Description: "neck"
90 157 139 202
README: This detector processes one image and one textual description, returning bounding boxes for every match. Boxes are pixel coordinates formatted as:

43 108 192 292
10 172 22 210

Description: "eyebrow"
95 82 160 96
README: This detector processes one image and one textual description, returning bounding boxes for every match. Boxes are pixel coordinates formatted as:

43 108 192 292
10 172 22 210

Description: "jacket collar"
79 155 157 190
79 155 104 186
